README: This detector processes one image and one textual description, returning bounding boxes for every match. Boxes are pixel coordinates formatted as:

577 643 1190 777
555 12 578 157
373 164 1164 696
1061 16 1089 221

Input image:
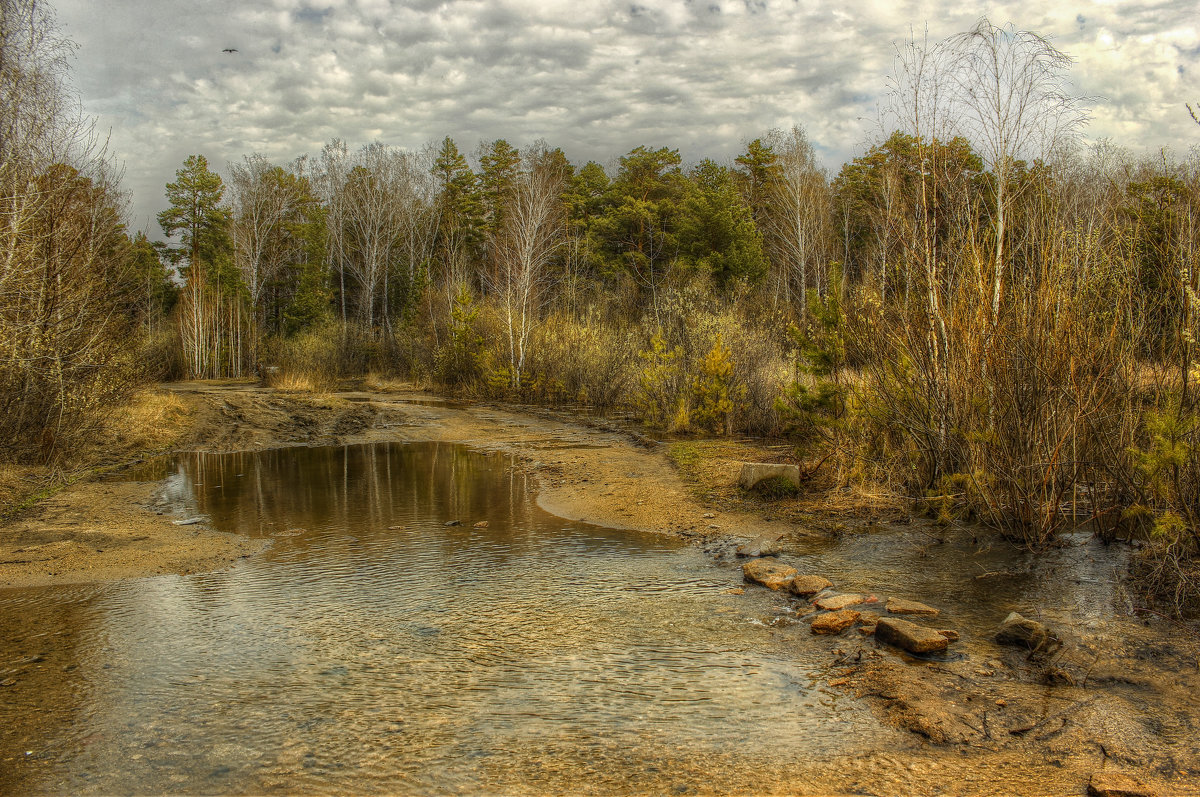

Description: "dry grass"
1 389 200 519
363 372 420 392
665 438 905 526
102 389 193 455
0 464 45 517
265 371 330 394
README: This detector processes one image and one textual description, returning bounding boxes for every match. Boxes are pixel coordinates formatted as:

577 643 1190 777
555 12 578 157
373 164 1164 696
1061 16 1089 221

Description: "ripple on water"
0 442 892 796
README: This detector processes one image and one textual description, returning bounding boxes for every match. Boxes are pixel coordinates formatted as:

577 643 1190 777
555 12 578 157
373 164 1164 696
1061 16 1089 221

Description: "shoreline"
0 382 791 589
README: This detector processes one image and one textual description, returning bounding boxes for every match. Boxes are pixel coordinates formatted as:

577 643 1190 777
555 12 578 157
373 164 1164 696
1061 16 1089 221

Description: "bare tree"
762 125 832 308
0 0 138 462
487 143 566 389
316 139 350 326
946 18 1088 320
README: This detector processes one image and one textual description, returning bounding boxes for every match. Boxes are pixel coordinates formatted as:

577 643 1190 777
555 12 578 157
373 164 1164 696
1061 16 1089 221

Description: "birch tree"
763 125 832 308
946 18 1087 321
488 143 567 388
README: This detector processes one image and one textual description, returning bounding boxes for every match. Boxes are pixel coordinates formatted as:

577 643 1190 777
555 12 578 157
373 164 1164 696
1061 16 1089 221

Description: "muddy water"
1 443 904 795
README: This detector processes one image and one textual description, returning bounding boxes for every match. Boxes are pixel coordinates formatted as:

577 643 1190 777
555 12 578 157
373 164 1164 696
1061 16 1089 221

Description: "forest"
3 2 1199 610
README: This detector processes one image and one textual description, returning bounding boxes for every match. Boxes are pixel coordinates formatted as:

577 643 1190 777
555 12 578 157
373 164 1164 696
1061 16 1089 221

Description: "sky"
52 0 1200 234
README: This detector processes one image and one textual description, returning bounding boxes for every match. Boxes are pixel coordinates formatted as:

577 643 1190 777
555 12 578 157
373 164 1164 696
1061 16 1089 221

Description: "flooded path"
0 443 891 795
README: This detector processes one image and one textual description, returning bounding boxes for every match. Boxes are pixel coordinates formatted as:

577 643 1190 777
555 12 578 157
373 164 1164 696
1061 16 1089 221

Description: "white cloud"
51 0 1200 232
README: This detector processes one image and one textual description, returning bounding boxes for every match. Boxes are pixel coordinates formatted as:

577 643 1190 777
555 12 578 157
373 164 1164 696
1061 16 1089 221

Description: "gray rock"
875 617 950 654
741 558 798 590
444 520 462 527
996 612 1059 654
736 533 784 558
737 462 801 490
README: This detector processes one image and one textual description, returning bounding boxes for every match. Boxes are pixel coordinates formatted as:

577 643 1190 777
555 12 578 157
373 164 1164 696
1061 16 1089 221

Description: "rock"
938 629 960 641
811 609 860 635
1087 770 1156 797
444 520 462 527
741 558 798 590
875 617 950 654
886 597 941 616
858 611 881 626
996 612 1059 653
723 588 745 595
172 517 207 526
737 462 801 490
789 575 833 596
736 533 784 558
815 593 865 611
472 520 489 528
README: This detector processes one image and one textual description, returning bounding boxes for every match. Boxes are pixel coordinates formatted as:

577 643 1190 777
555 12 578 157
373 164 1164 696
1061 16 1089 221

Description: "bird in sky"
222 48 238 53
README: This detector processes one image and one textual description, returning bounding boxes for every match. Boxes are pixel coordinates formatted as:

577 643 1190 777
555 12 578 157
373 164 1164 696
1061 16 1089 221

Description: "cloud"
51 0 1200 232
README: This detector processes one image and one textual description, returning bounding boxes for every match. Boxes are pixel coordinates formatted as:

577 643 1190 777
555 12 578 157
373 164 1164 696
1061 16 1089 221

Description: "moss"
749 475 801 499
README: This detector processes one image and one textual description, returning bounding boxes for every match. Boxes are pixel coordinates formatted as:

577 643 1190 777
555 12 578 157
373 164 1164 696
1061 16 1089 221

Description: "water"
1 443 901 795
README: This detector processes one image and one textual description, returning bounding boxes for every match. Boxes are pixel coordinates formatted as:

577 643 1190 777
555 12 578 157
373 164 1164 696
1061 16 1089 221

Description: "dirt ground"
2 381 1198 797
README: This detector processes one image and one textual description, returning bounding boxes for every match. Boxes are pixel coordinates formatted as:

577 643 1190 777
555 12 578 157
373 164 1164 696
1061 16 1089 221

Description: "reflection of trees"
175 443 553 566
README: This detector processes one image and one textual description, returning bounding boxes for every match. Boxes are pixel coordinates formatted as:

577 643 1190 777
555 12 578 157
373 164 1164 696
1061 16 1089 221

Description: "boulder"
811 609 860 635
875 617 950 654
996 612 1059 653
736 533 784 558
1087 770 1156 797
886 597 940 616
737 462 801 491
741 558 798 590
789 575 833 597
815 593 865 611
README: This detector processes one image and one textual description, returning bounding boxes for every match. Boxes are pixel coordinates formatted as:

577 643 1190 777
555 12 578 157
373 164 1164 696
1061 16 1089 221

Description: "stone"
1087 770 1156 797
938 630 960 641
996 612 1059 654
789 575 833 596
737 462 801 490
886 597 941 616
858 611 881 627
741 558 798 590
472 520 489 528
736 533 784 558
444 520 462 527
815 593 865 611
811 609 860 635
875 617 950 654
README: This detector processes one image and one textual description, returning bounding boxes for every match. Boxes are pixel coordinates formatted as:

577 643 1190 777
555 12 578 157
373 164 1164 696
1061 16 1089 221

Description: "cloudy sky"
53 0 1200 233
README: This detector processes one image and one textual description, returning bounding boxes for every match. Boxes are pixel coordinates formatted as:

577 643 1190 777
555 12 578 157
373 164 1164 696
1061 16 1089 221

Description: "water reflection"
0 443 891 795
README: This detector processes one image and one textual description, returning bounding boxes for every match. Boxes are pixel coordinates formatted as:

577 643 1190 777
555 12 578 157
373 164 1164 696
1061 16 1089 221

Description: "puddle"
0 442 893 795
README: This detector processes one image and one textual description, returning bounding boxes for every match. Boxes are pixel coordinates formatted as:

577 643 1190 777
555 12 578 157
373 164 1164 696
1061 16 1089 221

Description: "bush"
263 325 344 392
